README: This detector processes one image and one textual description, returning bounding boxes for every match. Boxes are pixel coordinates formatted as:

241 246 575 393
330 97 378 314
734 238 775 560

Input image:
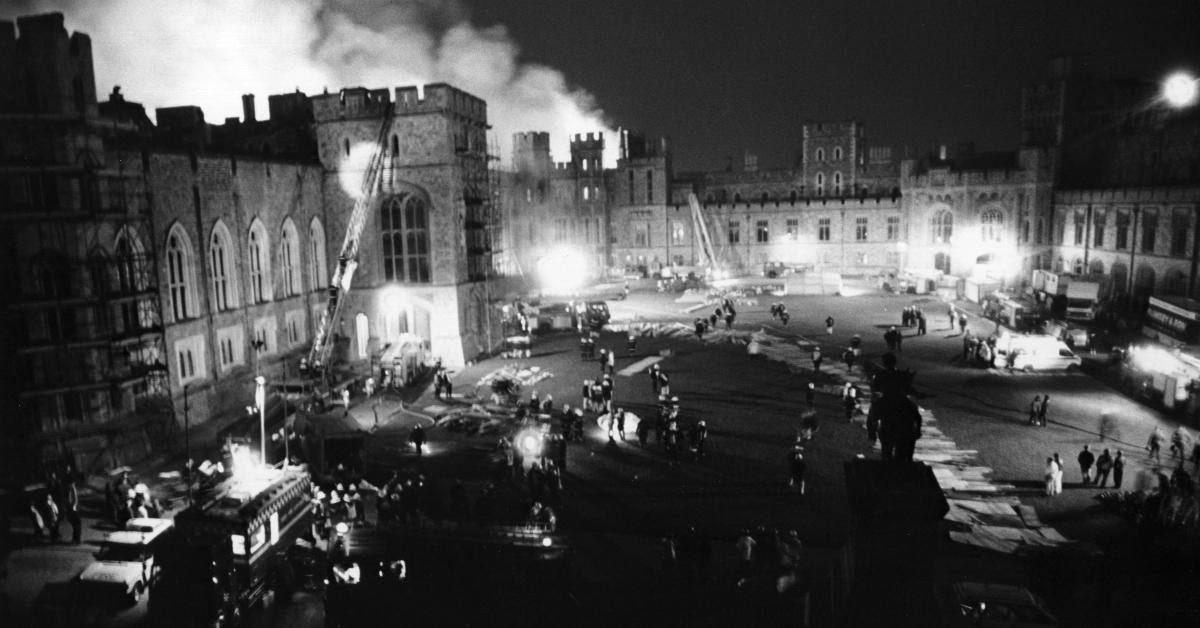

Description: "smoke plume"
11 0 617 166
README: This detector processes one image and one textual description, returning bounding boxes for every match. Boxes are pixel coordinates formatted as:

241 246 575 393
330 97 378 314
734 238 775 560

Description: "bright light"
229 446 256 476
381 286 407 317
1127 345 1192 376
536 247 589 294
541 537 552 547
338 142 379 199
335 522 349 536
518 431 543 457
1163 71 1199 109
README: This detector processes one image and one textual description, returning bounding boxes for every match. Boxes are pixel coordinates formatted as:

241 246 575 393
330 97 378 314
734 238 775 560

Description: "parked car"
935 581 1058 628
79 518 174 606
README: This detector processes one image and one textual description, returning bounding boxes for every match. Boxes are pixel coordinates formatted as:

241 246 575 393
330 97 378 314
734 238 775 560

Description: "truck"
149 468 314 627
1063 274 1111 322
1120 344 1200 414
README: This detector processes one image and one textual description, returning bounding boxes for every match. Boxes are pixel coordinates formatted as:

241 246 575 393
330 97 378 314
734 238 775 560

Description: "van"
996 333 1082 372
79 517 174 605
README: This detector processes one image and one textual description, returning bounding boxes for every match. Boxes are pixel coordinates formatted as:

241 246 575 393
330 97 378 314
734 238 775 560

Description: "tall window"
628 171 634 204
309 218 327 290
886 216 900 240
756 220 769 243
833 172 843 196
166 225 194 321
248 220 271 303
381 194 431 283
818 218 831 241
1073 209 1086 245
980 209 1003 243
670 221 686 246
728 221 741 244
1171 207 1189 256
1141 208 1158 253
209 221 237 311
815 173 825 197
1093 209 1106 248
646 170 654 204
1116 208 1130 250
786 219 799 240
815 148 824 162
280 219 301 296
931 210 953 243
634 223 649 247
855 217 868 241
833 146 843 161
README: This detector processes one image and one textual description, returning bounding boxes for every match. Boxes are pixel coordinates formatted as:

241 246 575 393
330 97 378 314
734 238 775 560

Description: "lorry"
1120 344 1200 414
78 517 174 606
1063 274 1111 322
149 468 313 627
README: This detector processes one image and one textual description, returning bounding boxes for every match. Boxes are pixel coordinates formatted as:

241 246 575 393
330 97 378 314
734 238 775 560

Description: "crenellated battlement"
311 83 487 123
570 132 605 151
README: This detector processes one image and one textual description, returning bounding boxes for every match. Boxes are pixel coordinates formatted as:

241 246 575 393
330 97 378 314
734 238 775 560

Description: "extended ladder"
307 105 394 377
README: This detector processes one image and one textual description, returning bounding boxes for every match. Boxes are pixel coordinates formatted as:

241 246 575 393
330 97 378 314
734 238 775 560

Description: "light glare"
1163 72 1198 109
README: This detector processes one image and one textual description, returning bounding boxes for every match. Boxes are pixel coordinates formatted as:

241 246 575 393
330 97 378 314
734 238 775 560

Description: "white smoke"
13 0 618 166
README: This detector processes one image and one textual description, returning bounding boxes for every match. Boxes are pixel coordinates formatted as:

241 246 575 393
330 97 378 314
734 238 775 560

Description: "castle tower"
310 83 498 368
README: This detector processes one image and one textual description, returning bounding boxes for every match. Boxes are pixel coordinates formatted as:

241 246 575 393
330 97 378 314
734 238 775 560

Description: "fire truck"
1120 344 1200 416
149 468 313 627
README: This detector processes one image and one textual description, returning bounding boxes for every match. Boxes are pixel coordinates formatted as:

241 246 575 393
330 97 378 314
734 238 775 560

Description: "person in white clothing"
1044 457 1057 496
1052 452 1064 494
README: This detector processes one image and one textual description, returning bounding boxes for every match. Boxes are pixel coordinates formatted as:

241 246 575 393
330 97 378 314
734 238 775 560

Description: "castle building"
1 13 498 477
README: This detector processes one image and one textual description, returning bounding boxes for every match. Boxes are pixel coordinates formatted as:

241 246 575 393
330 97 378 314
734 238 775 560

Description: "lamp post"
255 375 266 465
183 384 192 505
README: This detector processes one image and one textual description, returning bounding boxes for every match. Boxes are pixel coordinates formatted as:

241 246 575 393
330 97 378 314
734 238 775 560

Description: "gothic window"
280 218 301 296
1171 207 1189 257
887 216 900 240
833 172 843 196
980 208 1003 243
248 219 272 303
1093 209 1106 248
756 220 769 243
646 170 653 203
166 224 196 321
209 221 238 311
815 173 825 197
931 210 953 244
833 146 843 161
815 148 824 162
818 218 831 241
309 218 328 290
1074 209 1085 245
728 221 741 244
381 194 431 283
1142 208 1158 253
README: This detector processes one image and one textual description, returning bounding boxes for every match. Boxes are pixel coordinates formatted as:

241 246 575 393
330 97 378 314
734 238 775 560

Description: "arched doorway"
934 252 951 274
1110 262 1128 294
1134 265 1156 300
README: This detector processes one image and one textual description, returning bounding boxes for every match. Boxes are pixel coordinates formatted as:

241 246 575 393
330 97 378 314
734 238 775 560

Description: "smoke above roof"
17 0 617 166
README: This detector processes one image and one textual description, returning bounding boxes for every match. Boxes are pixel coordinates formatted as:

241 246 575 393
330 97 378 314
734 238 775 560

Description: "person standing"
605 348 616 375
1029 396 1042 426
62 478 81 544
788 446 807 495
1038 395 1050 427
825 316 835 335
43 493 61 543
948 304 956 330
1044 457 1058 496
884 327 897 352
1078 445 1095 485
917 312 927 336
649 364 661 394
658 370 671 396
735 529 756 586
409 424 427 456
615 407 627 441
812 347 823 372
958 312 968 334
1095 449 1114 488
1147 427 1164 463
1112 450 1126 488
895 329 903 353
805 382 816 409
1170 426 1190 463
691 421 708 460
1052 453 1065 494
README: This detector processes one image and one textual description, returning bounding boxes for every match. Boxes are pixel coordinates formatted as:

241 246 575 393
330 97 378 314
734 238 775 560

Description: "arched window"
833 146 843 161
248 219 272 303
815 173 825 196
583 186 590 200
980 208 1004 243
114 227 147 293
789 190 798 203
209 221 238 311
1073 258 1085 274
309 218 328 290
390 135 399 155
280 218 301 296
815 148 825 162
833 172 843 195
165 224 196 321
381 193 431 283
930 210 953 243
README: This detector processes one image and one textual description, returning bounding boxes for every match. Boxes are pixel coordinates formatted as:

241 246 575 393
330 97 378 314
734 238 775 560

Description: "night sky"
472 0 1200 171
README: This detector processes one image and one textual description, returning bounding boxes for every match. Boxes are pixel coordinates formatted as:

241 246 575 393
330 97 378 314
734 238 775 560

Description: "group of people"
103 469 164 526
28 470 83 544
769 302 791 325
900 305 928 334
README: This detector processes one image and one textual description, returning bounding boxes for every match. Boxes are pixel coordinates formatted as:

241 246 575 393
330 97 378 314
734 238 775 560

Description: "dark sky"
472 0 1200 172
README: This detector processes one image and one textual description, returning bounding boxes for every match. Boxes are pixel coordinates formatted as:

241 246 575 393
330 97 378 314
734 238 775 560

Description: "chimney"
241 94 256 123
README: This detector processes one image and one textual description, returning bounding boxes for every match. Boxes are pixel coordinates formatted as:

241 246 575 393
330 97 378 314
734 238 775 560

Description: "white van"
996 333 1082 372
79 517 174 605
